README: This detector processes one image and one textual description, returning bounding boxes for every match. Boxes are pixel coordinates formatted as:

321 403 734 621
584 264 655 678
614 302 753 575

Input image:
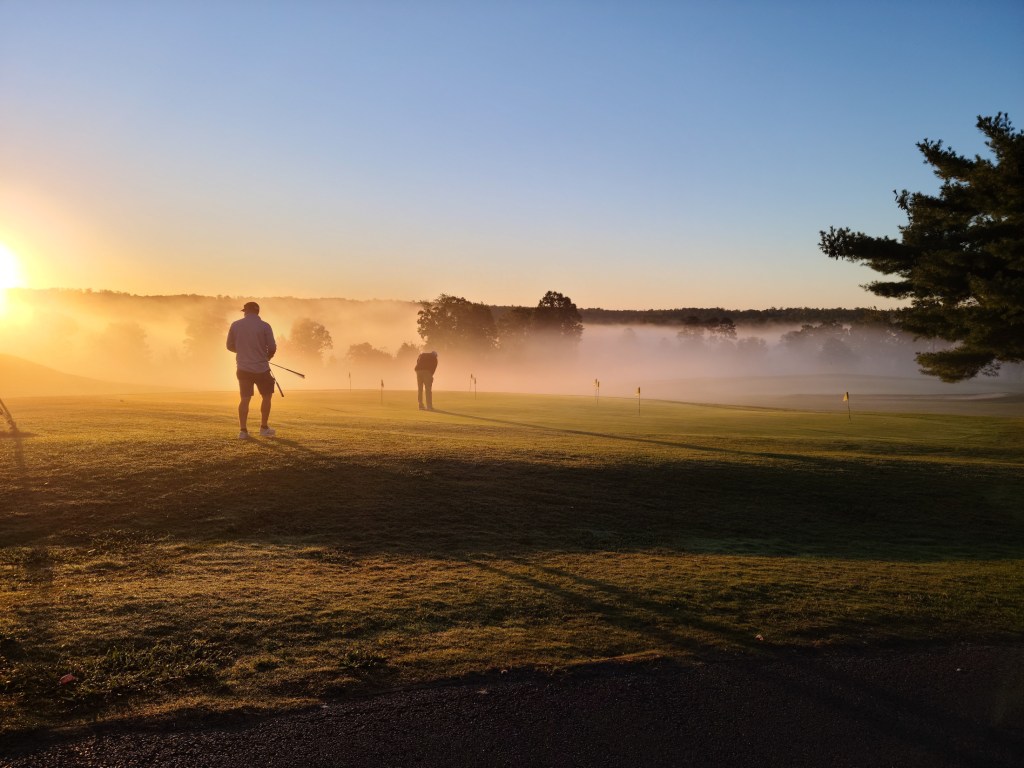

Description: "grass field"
1 389 1023 734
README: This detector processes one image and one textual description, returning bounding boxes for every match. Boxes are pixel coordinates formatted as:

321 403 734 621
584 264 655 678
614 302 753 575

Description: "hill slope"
0 354 168 397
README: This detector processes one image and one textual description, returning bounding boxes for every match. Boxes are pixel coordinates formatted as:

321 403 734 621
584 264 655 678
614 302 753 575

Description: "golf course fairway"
1 390 1022 733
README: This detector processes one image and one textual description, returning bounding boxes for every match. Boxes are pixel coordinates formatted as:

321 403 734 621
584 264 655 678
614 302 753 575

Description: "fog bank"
2 290 1021 407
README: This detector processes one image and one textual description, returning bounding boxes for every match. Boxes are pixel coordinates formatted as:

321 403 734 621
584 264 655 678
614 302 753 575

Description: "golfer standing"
414 350 438 411
226 301 277 439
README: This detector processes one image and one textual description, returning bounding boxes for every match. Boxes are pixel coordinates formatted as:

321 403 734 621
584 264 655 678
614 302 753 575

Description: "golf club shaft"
0 397 17 432
270 362 306 379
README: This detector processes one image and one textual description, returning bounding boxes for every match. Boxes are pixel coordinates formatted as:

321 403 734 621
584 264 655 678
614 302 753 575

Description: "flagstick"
844 391 852 421
637 386 641 416
348 371 352 392
380 379 384 405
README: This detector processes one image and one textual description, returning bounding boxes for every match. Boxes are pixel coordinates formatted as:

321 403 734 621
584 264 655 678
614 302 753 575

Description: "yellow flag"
843 392 849 401
637 387 641 396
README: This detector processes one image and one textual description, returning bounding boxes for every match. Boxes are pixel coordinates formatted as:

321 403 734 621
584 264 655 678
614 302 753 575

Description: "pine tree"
820 113 1023 381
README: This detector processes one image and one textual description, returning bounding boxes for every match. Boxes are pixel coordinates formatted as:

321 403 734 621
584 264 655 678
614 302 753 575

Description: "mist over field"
1 288 1022 406
0 289 418 393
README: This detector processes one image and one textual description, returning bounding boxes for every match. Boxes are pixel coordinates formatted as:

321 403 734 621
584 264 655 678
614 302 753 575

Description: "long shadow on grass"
462 558 1024 764
434 410 832 466
3 447 1022 561
0 430 47 547
0 429 31 482
468 558 754 654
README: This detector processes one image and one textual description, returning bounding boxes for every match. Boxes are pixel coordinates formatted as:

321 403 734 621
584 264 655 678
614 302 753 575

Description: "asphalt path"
3 645 1022 768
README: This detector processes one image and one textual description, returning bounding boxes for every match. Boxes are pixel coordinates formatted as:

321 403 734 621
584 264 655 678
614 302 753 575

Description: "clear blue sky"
2 0 1022 309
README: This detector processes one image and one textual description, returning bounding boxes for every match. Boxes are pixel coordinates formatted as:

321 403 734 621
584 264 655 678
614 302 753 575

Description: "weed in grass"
1 637 232 720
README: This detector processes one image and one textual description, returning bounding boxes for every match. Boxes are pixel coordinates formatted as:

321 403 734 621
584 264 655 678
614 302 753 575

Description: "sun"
0 243 26 290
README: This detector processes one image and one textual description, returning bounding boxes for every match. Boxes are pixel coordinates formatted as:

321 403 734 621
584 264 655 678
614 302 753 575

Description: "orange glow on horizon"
0 243 25 291
0 243 27 319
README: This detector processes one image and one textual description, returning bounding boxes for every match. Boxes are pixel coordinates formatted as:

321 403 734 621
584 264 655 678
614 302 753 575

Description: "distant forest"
7 289 1023 392
19 289 896 326
550 306 895 326
19 290 892 321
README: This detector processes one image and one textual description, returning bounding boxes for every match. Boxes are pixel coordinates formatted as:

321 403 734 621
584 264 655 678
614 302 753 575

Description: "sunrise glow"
0 243 25 290
0 243 26 318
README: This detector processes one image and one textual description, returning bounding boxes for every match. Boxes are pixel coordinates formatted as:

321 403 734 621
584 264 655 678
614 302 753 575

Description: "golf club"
270 362 306 379
0 397 17 433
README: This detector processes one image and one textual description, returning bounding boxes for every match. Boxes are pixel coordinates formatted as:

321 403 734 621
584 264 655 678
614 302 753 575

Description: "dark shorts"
237 368 275 397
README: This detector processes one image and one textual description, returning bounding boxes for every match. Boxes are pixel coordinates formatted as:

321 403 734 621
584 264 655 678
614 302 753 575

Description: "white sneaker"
238 430 250 440
259 427 276 437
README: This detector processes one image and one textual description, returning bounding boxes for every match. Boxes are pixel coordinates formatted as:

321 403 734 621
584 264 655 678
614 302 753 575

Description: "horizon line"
5 287 894 315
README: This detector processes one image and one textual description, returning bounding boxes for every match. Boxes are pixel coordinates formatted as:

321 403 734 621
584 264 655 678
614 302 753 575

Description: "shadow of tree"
434 410 831 465
3 443 1022 561
468 558 755 654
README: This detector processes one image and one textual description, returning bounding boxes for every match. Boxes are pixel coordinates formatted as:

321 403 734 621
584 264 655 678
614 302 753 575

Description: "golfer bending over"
226 301 277 439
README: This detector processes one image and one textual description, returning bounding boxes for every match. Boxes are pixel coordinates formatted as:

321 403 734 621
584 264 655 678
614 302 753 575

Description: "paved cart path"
3 645 1022 768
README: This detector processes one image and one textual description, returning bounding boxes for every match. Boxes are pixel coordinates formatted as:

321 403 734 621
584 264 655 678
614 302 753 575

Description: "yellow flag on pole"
843 392 849 401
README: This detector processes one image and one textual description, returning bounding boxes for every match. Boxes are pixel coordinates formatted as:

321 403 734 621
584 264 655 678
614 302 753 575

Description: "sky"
1 0 1022 311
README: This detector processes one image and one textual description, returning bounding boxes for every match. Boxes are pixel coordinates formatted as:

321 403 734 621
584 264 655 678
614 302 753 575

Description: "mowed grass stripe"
1 391 1022 733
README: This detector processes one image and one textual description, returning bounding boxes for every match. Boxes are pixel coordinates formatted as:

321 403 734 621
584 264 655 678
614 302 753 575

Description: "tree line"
270 290 585 369
416 291 583 356
579 306 895 327
2 287 981 380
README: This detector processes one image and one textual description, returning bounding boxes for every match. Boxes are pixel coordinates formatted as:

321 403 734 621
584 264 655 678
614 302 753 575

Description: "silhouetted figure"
226 301 277 439
415 351 438 411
